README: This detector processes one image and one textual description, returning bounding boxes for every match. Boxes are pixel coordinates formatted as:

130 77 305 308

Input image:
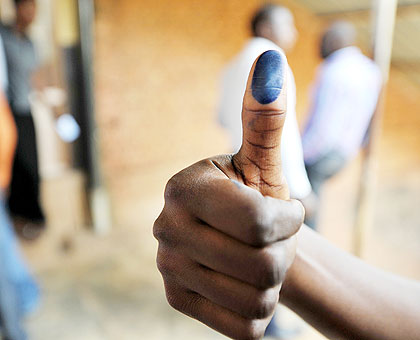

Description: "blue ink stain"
251 50 284 105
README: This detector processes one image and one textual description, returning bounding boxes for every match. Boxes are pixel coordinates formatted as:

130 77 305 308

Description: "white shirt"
0 35 8 92
218 37 312 199
302 47 382 165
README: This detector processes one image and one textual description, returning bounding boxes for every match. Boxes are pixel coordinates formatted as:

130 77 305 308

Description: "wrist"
279 225 311 307
279 246 300 306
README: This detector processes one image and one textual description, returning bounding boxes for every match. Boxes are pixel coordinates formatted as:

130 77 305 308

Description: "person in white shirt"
302 21 382 228
218 4 316 222
217 4 314 338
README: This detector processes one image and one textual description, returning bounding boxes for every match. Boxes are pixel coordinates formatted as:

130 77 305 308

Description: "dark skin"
154 53 420 339
14 1 45 91
0 93 17 190
15 0 36 34
320 21 355 59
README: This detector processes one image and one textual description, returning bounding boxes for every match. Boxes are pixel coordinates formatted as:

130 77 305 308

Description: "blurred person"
0 34 39 340
154 50 420 340
217 5 314 337
301 21 382 228
0 99 14 193
0 0 45 239
0 178 40 340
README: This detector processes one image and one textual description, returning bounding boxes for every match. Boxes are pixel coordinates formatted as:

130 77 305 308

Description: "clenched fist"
153 50 304 340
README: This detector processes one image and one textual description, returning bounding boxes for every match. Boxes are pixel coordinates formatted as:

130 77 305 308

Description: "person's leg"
1 187 40 310
0 270 27 340
7 114 45 223
0 195 27 340
304 151 347 229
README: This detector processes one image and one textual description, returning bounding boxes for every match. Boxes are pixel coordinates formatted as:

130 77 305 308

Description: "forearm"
281 226 420 340
0 97 17 189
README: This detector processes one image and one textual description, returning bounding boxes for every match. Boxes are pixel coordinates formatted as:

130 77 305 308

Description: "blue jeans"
0 192 40 340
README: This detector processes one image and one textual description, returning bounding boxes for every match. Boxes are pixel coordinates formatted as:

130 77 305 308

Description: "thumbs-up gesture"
153 51 304 340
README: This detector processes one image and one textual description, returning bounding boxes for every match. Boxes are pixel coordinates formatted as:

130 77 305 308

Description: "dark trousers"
7 113 45 223
304 151 347 229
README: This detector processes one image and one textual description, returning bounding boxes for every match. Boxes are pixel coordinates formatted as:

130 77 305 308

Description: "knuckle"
166 288 183 312
291 199 305 229
281 236 297 270
156 246 174 276
249 289 278 319
246 201 273 247
153 209 183 247
156 257 170 277
167 287 201 320
255 247 282 288
153 212 167 241
164 172 187 204
182 292 201 317
153 212 177 246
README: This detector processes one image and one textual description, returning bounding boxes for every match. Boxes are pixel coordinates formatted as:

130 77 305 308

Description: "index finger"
164 161 304 246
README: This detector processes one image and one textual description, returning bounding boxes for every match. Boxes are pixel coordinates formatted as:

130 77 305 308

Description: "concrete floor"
20 74 420 339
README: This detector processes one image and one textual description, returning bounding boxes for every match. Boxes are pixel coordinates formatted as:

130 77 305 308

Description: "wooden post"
353 0 398 256
55 0 111 234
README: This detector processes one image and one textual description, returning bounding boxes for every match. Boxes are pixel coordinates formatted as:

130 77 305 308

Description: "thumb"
232 50 289 200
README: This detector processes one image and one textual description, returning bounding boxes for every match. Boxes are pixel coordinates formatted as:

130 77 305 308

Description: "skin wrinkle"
244 155 277 171
243 155 268 171
210 160 229 178
232 153 284 194
245 138 279 150
231 155 248 185
258 176 284 190
243 108 286 116
247 126 282 133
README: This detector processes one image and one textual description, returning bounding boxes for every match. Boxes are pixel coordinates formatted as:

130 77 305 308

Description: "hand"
153 50 304 340
0 92 17 190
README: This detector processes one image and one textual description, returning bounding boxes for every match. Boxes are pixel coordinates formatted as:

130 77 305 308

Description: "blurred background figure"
301 21 382 229
0 0 45 240
0 32 39 340
218 4 314 338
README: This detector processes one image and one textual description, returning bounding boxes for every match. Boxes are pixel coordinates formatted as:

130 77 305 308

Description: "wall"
94 0 420 229
94 0 325 226
94 0 322 175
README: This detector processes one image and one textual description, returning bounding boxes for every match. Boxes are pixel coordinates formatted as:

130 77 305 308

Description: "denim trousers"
0 191 40 340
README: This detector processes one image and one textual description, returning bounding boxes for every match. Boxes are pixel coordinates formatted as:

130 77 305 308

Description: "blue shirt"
0 35 8 92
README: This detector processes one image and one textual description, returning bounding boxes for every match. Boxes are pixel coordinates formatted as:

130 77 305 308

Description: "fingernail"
251 50 284 105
